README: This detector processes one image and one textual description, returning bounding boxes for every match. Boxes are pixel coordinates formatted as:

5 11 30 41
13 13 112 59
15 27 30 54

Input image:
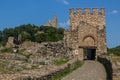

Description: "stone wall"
97 56 112 80
64 8 107 60
0 40 75 80
98 55 120 80
111 56 120 80
70 8 105 30
6 37 15 47
20 41 73 64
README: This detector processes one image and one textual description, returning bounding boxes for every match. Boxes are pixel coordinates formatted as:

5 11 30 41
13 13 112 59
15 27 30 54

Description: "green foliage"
54 57 70 65
0 24 64 46
52 60 82 80
0 47 13 53
17 50 32 60
39 26 64 42
108 46 120 56
17 48 26 54
73 60 83 69
34 33 47 43
0 60 18 73
21 31 31 41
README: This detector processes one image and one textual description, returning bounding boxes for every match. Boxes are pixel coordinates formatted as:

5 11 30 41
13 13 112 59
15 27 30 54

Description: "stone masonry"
64 8 107 60
6 37 15 47
44 15 57 28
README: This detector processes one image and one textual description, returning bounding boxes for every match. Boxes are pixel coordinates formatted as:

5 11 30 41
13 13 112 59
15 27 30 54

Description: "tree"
0 24 65 46
35 33 47 43
108 46 120 56
21 31 31 41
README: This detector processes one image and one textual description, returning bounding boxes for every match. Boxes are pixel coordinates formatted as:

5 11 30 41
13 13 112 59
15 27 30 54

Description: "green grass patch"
0 47 13 53
54 57 70 66
16 49 32 60
51 60 82 80
0 60 18 73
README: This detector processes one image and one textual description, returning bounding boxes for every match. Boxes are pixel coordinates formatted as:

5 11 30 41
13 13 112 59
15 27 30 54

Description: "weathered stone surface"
44 15 57 28
64 8 107 60
6 37 15 47
116 61 120 66
111 56 120 80
0 59 78 80
20 41 73 64
0 39 75 80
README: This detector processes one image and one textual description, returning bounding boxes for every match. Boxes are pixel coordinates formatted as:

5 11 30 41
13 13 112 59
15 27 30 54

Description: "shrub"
0 47 13 53
54 57 70 65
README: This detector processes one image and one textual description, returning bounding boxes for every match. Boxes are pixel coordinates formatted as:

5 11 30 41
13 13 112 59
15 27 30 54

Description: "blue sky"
0 0 120 48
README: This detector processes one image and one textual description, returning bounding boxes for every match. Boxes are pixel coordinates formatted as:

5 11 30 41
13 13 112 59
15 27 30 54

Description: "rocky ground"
0 41 73 80
0 58 79 80
0 65 58 80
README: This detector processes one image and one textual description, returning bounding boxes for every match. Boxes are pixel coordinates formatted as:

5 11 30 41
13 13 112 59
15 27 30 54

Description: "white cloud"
57 0 69 5
62 0 69 5
59 20 70 28
110 10 119 14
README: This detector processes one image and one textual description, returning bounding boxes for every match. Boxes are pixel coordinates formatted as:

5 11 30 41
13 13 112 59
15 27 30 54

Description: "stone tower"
52 15 57 28
44 16 57 28
64 8 107 60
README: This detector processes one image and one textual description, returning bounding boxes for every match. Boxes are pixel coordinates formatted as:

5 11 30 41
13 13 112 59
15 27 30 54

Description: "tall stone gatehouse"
64 8 107 60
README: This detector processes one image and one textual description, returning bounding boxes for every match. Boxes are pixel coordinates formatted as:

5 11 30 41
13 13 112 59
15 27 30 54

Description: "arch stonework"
82 34 96 45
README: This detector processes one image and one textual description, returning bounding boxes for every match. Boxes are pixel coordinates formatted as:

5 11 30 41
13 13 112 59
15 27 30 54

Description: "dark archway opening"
84 48 96 60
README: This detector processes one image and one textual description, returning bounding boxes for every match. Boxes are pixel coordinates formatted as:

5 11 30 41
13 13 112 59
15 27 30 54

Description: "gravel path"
62 60 107 80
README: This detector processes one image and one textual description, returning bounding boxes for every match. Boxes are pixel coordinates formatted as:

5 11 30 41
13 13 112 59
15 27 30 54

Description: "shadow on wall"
97 56 112 80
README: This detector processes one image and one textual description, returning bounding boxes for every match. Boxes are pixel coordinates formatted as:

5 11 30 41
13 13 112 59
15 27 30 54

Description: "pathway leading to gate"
62 60 107 80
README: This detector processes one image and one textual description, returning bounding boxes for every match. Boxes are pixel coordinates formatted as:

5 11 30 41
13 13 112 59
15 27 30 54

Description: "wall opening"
83 48 96 60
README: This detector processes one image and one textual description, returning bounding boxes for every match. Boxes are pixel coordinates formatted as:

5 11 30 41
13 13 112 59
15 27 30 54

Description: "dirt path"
62 60 107 80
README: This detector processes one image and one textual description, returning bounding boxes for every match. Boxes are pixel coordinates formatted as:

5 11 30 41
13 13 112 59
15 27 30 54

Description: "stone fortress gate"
64 8 107 60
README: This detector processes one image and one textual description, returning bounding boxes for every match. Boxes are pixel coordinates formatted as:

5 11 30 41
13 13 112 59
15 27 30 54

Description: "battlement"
70 8 105 15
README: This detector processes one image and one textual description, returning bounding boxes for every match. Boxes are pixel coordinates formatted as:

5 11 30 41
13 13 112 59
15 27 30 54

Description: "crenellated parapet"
70 8 105 30
70 8 105 15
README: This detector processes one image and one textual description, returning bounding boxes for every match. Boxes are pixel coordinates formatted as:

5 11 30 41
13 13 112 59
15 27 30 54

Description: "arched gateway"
64 8 107 60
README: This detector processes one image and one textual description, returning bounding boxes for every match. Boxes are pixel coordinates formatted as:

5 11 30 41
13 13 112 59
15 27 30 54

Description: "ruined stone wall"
111 56 120 80
98 55 120 80
44 16 57 28
6 37 15 47
20 41 73 64
52 16 57 28
64 30 72 48
1 59 79 80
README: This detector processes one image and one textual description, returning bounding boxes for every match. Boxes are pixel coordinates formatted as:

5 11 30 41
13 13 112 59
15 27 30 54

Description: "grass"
0 60 17 73
54 57 70 66
16 49 32 61
51 60 82 80
0 47 13 53
0 60 39 73
111 56 120 62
